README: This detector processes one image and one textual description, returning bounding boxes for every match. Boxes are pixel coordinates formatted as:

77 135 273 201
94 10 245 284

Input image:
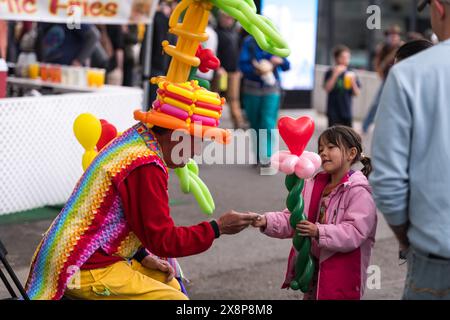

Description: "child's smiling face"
318 139 344 174
318 137 357 175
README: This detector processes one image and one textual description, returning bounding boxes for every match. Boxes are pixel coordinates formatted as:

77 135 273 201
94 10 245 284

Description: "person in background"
394 39 433 64
362 25 404 134
122 25 139 87
216 10 246 129
98 25 125 86
239 35 290 167
323 45 361 128
196 15 218 86
36 23 99 66
141 0 175 109
370 0 450 300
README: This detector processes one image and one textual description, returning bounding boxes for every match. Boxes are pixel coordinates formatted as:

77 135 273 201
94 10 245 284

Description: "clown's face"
163 130 203 169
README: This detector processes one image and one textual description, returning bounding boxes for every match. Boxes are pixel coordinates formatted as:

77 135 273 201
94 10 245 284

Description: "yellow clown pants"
65 259 188 300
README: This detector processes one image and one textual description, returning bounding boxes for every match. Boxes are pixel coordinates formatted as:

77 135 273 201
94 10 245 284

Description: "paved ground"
0 108 406 300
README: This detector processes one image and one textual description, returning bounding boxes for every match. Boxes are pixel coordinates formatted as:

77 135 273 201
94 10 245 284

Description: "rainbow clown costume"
25 0 290 300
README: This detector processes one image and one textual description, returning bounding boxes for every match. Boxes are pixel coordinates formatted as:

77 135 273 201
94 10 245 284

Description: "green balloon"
187 159 199 176
174 160 215 215
211 0 290 57
188 170 215 215
174 166 190 193
285 174 315 292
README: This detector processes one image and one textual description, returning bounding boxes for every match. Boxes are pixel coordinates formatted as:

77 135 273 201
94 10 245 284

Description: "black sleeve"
133 247 149 262
107 25 124 50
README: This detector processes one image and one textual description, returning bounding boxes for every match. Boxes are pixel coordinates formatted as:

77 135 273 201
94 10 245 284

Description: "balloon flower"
270 116 322 292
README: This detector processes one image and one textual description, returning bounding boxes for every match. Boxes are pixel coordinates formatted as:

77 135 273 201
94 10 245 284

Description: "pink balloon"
271 150 291 164
294 157 315 179
302 151 322 170
280 155 299 175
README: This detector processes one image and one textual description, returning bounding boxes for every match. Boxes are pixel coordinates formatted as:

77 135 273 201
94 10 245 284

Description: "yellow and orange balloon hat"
134 0 290 144
134 78 230 144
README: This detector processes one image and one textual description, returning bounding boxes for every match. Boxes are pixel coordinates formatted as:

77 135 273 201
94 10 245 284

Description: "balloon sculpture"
73 113 215 216
271 117 322 292
73 0 290 215
134 0 290 144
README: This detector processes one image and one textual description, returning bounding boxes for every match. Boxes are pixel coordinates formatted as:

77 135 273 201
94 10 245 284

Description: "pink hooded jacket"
263 170 377 300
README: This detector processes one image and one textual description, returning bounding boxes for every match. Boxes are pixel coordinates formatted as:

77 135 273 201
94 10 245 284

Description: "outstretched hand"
216 210 259 235
251 214 267 228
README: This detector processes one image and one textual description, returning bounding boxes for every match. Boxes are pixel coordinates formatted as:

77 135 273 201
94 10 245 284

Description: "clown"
25 0 290 300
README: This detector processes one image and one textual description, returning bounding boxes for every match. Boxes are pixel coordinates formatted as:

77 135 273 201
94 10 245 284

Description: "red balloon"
278 116 315 156
97 120 118 151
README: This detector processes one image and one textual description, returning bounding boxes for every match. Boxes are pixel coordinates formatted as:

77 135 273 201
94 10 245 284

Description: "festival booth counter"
0 81 142 215
0 0 157 215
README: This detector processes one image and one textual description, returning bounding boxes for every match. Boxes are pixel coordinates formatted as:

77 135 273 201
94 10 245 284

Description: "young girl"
253 126 377 300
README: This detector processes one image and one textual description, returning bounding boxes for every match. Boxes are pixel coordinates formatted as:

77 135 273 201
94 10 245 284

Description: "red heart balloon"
278 116 315 156
97 120 118 151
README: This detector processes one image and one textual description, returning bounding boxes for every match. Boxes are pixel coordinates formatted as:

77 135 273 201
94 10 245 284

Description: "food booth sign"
0 0 157 24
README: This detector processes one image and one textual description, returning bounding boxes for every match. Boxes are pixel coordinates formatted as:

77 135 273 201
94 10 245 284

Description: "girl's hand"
141 256 175 283
296 220 319 238
251 214 267 228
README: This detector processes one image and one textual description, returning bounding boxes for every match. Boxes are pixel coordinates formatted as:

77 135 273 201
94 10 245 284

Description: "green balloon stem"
285 174 315 293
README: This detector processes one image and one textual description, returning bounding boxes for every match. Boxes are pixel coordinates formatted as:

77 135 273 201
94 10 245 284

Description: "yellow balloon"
73 113 102 151
82 150 98 171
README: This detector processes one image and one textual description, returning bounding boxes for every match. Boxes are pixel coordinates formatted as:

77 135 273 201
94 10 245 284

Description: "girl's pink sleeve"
316 187 377 252
261 209 295 239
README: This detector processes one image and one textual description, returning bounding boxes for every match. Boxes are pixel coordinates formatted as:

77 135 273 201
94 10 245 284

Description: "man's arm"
369 68 411 245
119 163 216 258
119 163 257 258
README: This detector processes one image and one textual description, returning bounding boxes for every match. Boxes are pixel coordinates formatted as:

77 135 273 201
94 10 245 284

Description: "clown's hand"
141 255 175 283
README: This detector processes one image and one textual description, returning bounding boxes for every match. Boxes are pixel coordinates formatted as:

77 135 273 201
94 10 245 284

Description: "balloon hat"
134 0 291 144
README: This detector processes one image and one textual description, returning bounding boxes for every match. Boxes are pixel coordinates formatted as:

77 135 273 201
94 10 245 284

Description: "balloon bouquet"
271 116 322 292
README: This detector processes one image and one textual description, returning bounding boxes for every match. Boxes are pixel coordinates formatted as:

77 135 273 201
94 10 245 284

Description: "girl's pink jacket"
263 171 377 300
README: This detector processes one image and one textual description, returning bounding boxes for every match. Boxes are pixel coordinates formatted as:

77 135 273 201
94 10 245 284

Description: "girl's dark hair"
395 39 433 62
318 125 372 177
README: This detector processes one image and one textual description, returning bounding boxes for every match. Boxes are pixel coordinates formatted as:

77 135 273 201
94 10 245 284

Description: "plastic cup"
61 66 70 85
86 68 95 87
344 72 355 90
95 69 106 87
28 63 40 79
40 64 49 82
50 65 62 83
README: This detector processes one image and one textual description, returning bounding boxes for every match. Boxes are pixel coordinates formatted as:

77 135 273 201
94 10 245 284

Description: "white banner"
0 0 158 24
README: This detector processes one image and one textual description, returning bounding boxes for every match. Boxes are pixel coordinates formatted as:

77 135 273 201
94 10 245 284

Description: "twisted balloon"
210 0 290 57
285 174 314 292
